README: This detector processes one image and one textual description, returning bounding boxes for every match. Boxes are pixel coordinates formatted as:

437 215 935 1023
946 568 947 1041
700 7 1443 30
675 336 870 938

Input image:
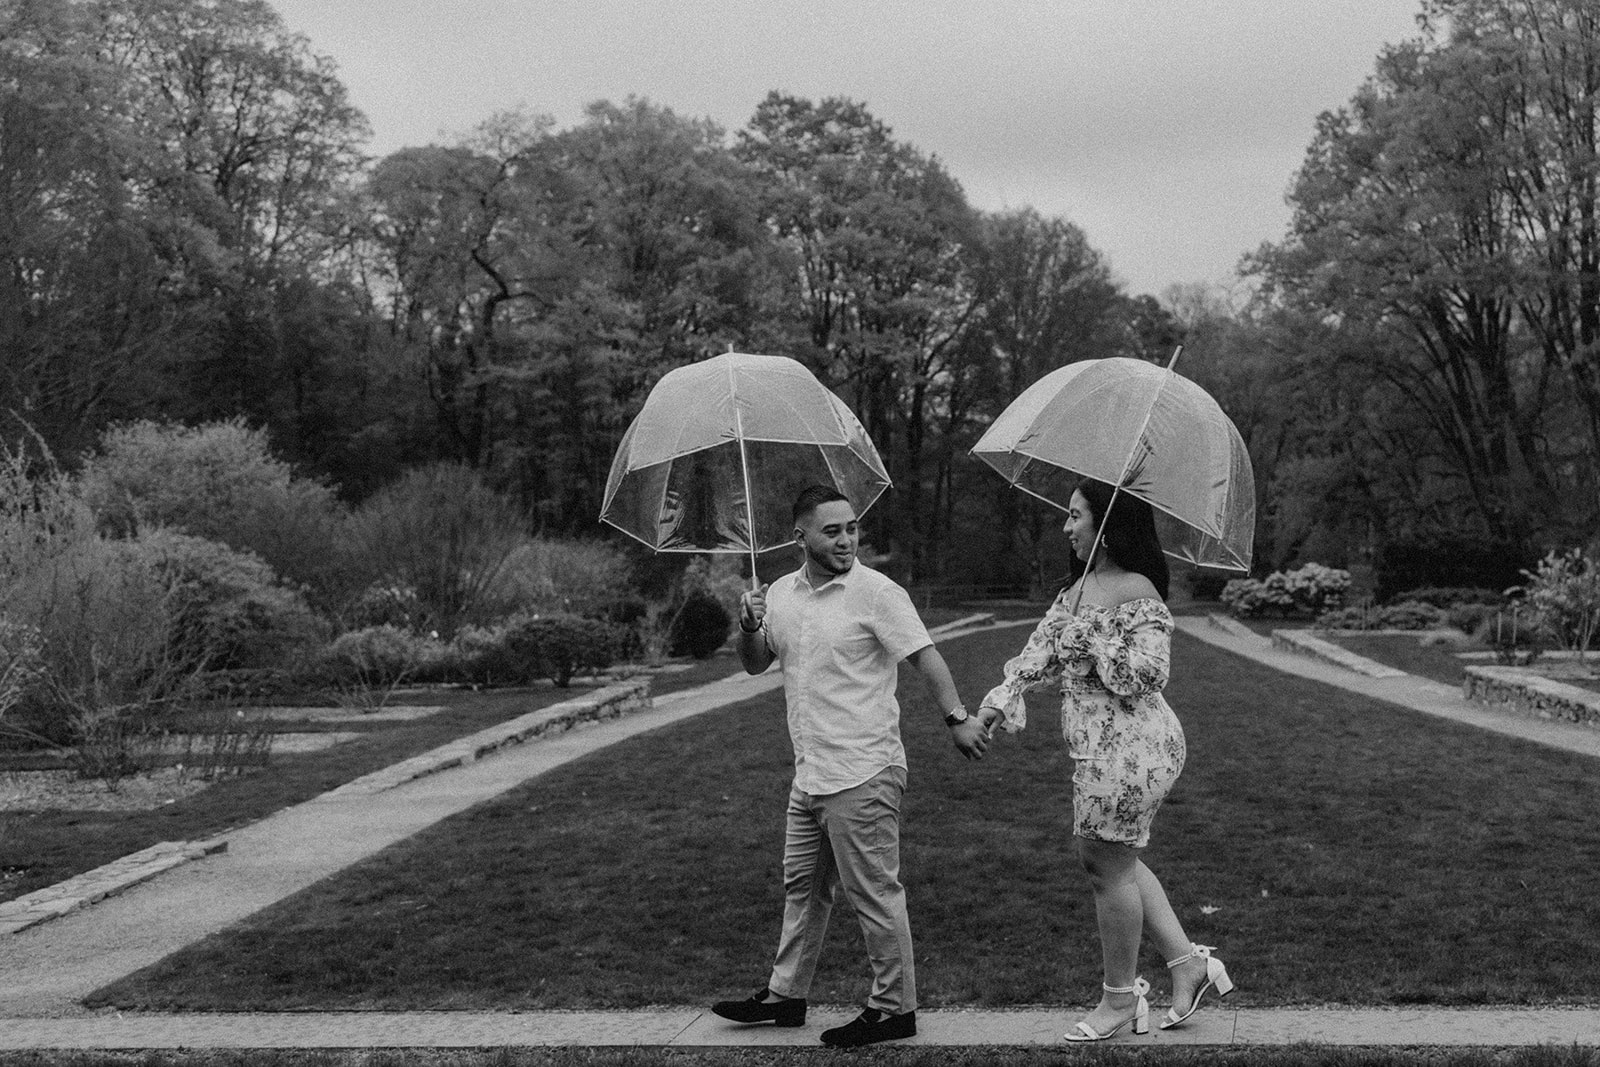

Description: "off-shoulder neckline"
1060 595 1169 613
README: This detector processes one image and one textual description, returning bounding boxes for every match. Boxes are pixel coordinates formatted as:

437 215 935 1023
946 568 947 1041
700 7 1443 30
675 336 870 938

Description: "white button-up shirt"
762 560 933 795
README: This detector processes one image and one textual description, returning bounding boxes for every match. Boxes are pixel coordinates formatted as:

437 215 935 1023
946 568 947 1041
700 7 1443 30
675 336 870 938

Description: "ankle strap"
1102 977 1150 996
1165 943 1216 969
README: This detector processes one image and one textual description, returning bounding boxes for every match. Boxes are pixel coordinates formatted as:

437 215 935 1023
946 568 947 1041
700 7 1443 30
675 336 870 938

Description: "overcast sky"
269 0 1424 298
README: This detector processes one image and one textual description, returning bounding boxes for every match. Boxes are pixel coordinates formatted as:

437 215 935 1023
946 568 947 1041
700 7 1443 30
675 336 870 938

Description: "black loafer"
820 1007 916 1047
710 987 807 1027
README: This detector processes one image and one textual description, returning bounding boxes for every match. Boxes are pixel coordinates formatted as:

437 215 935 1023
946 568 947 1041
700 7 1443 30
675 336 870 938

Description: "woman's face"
1064 490 1098 562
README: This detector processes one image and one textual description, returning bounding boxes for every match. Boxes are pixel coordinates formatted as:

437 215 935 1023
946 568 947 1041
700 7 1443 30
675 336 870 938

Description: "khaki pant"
767 766 915 1014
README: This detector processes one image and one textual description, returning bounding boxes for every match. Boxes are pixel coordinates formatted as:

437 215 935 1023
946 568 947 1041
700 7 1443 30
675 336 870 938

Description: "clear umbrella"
971 351 1255 574
600 352 891 583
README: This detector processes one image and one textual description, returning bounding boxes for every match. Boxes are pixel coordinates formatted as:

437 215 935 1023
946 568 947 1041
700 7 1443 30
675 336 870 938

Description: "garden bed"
0 668 737 907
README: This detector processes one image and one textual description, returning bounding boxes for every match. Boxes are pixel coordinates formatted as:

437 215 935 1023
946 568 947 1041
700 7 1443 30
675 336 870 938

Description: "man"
710 485 990 1048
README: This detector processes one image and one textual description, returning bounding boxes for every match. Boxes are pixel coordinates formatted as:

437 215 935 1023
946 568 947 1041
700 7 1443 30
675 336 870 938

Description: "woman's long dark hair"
1067 478 1170 601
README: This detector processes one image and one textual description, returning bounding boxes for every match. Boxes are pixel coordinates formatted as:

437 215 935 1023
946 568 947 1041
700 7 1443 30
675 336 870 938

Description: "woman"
977 478 1232 1042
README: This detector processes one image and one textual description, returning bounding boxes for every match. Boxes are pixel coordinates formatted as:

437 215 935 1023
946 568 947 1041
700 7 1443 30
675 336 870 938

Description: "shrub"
1447 602 1500 635
322 625 436 687
499 614 621 687
669 590 732 659
0 445 191 765
341 464 526 637
5 536 186 761
78 419 347 608
1393 586 1506 608
1317 600 1444 631
130 529 326 672
1520 548 1600 656
0 618 46 735
345 583 426 631
1221 563 1350 619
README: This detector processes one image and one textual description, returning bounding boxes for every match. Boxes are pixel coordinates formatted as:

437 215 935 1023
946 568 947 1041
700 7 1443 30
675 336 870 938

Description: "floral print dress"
981 594 1185 848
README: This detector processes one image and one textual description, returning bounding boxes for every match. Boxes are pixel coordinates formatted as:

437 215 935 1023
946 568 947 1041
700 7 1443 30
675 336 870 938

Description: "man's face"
796 500 859 577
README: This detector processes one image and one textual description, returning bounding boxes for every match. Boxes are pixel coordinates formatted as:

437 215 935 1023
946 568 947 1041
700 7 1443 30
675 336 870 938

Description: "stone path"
5 612 1600 1049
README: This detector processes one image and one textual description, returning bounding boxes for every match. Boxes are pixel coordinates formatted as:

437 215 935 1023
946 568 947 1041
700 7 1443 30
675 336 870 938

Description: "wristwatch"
943 705 969 727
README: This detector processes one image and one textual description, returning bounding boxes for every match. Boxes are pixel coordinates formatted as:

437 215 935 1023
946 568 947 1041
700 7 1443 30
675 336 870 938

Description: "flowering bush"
1221 563 1351 619
1520 549 1600 656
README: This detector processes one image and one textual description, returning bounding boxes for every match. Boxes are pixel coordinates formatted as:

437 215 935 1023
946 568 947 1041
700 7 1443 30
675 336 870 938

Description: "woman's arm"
977 596 1073 732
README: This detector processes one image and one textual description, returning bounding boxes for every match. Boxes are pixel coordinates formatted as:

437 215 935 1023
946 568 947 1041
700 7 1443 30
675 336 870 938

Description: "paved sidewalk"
6 612 1599 1049
3 1006 1599 1049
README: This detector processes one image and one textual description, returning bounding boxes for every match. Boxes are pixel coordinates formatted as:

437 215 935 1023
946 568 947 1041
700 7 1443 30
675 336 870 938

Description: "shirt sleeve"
978 593 1073 732
870 581 933 662
1082 601 1172 698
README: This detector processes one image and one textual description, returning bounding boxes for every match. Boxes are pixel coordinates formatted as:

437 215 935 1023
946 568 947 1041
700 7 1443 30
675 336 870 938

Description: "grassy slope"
89 626 1600 1011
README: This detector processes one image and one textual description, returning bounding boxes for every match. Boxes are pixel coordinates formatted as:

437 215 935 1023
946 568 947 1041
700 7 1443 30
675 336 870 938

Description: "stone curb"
1270 628 1408 678
1463 665 1600 729
0 839 227 936
1205 612 1260 641
313 679 652 801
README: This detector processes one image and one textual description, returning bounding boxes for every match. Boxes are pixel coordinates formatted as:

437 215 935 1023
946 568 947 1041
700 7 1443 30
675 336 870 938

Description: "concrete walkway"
5 613 1600 1048
3 1006 1599 1049
1177 614 1600 760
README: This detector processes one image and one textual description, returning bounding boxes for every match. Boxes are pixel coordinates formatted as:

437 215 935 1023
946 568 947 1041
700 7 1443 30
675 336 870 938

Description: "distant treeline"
4 0 1598 586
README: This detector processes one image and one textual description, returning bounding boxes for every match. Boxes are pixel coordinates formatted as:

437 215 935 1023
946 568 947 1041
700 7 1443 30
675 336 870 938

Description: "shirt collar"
797 558 863 593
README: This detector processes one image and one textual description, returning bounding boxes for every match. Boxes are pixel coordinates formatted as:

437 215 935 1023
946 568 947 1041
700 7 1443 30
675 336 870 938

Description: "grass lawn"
89 621 1600 1013
0 674 730 906
3 1050 1600 1067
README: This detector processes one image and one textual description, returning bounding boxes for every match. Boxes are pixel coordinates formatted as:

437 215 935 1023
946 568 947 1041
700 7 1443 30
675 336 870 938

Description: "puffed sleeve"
979 593 1074 732
1084 600 1172 697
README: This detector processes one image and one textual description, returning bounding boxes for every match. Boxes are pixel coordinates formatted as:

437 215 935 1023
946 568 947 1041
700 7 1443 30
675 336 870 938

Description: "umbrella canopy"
600 352 891 559
971 356 1255 572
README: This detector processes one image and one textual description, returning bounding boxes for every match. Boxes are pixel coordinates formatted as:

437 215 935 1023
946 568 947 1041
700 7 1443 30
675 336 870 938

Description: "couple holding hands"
708 482 1231 1048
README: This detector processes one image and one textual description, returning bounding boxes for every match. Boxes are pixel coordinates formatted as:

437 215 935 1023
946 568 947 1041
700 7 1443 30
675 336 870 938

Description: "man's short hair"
792 485 850 525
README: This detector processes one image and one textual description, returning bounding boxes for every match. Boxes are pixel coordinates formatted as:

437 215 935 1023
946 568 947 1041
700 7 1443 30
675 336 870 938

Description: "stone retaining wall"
1463 666 1600 729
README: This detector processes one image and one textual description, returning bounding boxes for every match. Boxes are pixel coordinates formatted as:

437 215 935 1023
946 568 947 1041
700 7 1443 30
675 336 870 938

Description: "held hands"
739 584 770 633
977 706 1002 735
949 706 1004 761
950 717 990 760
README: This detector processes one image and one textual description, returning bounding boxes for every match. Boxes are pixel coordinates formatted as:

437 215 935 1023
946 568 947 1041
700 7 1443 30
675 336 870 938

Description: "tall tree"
1252 3 1600 546
737 93 981 577
957 208 1126 589
0 0 371 465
